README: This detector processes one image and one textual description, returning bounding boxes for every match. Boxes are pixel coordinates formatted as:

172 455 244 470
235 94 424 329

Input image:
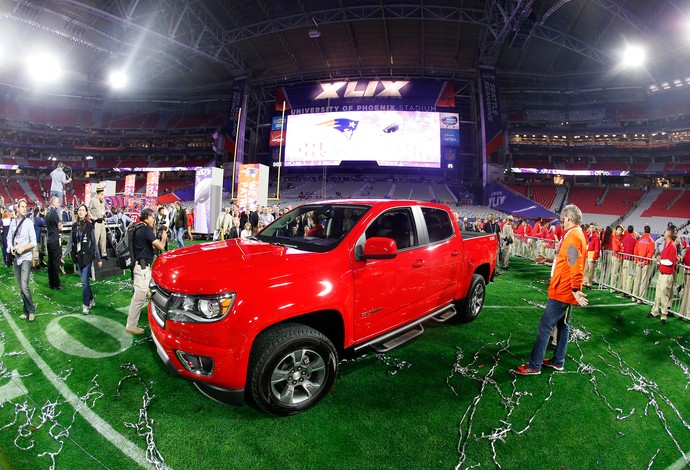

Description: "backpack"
115 222 144 270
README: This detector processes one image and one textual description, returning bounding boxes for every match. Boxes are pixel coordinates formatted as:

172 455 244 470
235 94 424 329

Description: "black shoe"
102 255 109 260
661 318 667 324
547 343 557 351
53 285 65 291
646 313 656 318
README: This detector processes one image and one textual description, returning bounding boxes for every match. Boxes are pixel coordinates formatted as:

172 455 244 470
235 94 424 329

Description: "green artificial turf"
0 255 688 469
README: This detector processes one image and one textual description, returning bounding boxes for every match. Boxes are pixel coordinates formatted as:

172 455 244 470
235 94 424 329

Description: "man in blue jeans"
8 199 37 322
514 204 589 375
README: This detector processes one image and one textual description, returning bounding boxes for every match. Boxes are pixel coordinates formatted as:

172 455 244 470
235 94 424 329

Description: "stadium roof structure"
0 0 688 98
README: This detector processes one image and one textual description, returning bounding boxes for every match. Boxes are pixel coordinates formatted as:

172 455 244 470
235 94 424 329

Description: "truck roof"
310 199 451 210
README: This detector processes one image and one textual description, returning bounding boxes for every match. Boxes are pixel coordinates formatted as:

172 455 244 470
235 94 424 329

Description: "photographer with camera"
125 207 167 335
501 215 515 269
50 162 71 210
155 205 169 252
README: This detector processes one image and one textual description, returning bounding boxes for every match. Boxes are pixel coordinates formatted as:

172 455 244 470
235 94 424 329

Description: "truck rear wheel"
248 323 338 416
455 274 486 323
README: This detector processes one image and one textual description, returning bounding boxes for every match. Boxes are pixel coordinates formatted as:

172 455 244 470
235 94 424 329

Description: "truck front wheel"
248 323 338 416
455 274 486 323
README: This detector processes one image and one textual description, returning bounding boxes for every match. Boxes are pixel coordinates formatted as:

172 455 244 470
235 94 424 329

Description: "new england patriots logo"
318 118 359 140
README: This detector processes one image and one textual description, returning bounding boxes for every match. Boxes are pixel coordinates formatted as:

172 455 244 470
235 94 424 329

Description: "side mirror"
361 237 398 260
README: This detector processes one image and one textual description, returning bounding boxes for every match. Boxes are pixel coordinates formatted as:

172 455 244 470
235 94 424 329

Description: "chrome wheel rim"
471 283 485 316
269 348 327 406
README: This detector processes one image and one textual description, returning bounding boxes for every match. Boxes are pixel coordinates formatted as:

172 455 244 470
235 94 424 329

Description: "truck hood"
151 239 317 295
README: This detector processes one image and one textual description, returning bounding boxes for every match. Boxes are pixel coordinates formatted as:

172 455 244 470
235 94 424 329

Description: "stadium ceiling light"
108 70 128 89
621 45 646 68
25 52 62 84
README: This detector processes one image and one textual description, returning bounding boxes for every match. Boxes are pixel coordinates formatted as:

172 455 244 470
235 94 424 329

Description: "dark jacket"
175 208 187 229
69 220 101 269
46 207 61 246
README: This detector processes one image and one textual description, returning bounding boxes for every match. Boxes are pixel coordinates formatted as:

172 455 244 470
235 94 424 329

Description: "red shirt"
554 225 564 240
683 247 690 274
515 224 525 238
533 222 542 235
525 225 533 237
612 234 623 259
658 241 678 275
622 232 637 259
587 231 600 260
634 234 654 264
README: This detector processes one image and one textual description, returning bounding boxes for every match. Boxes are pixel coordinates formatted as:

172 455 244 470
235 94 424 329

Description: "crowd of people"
479 211 690 323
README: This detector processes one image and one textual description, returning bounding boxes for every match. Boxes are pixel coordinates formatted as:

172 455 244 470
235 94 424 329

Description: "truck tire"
248 323 338 416
455 274 486 323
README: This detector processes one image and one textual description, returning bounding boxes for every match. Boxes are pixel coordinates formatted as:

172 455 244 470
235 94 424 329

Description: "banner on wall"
223 78 246 159
478 67 504 156
145 171 160 199
236 164 269 212
124 174 136 196
276 79 455 112
84 183 92 205
485 182 557 220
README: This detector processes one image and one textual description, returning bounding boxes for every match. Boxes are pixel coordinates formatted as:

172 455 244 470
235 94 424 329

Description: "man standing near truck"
514 204 588 375
125 207 167 335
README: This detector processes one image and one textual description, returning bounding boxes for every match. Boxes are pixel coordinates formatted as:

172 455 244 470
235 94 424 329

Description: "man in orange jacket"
514 204 588 375
631 225 655 303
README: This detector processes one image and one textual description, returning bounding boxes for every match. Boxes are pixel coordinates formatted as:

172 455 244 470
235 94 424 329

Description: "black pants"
47 242 62 288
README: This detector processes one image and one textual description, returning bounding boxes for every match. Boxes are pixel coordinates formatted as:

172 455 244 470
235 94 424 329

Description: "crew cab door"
420 207 461 310
352 207 429 342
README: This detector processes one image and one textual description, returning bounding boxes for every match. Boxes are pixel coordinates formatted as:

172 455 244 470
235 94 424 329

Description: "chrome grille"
149 280 171 328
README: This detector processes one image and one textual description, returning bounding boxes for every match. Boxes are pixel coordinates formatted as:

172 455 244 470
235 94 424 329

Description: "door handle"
451 250 459 256
412 259 426 267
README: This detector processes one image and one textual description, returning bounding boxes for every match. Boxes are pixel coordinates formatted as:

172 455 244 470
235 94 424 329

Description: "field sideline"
0 256 689 469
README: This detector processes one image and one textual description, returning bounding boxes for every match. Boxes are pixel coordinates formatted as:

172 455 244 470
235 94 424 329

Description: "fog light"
175 351 214 376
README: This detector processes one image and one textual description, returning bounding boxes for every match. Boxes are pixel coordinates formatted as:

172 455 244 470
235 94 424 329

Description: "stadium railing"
512 236 688 320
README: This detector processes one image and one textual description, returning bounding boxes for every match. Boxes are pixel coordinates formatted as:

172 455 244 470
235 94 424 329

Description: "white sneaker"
89 297 95 308
82 305 90 315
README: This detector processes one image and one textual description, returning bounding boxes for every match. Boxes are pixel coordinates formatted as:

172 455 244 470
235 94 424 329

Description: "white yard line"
0 301 153 469
668 452 690 470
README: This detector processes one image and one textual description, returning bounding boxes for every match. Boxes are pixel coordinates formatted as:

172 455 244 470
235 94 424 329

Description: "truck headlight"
168 293 235 323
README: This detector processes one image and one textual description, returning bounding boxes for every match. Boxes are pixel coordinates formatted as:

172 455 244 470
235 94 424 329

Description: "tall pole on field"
276 101 286 200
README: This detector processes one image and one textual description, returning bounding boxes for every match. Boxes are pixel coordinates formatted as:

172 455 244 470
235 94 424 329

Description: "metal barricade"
512 237 689 320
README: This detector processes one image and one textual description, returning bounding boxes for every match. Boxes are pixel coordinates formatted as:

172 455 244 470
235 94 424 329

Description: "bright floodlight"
621 45 645 68
26 53 62 83
108 70 128 89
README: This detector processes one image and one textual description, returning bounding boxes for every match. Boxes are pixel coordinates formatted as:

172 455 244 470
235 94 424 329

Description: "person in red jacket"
647 228 678 324
608 225 624 291
186 208 194 241
524 221 534 258
514 204 588 375
632 225 655 303
621 225 638 294
583 223 600 289
680 240 690 317
514 220 526 257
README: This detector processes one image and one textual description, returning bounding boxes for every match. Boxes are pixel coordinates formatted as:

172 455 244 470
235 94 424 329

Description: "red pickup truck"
148 200 497 415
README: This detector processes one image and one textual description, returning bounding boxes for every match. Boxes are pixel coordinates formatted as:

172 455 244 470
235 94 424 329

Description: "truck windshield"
258 203 371 252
